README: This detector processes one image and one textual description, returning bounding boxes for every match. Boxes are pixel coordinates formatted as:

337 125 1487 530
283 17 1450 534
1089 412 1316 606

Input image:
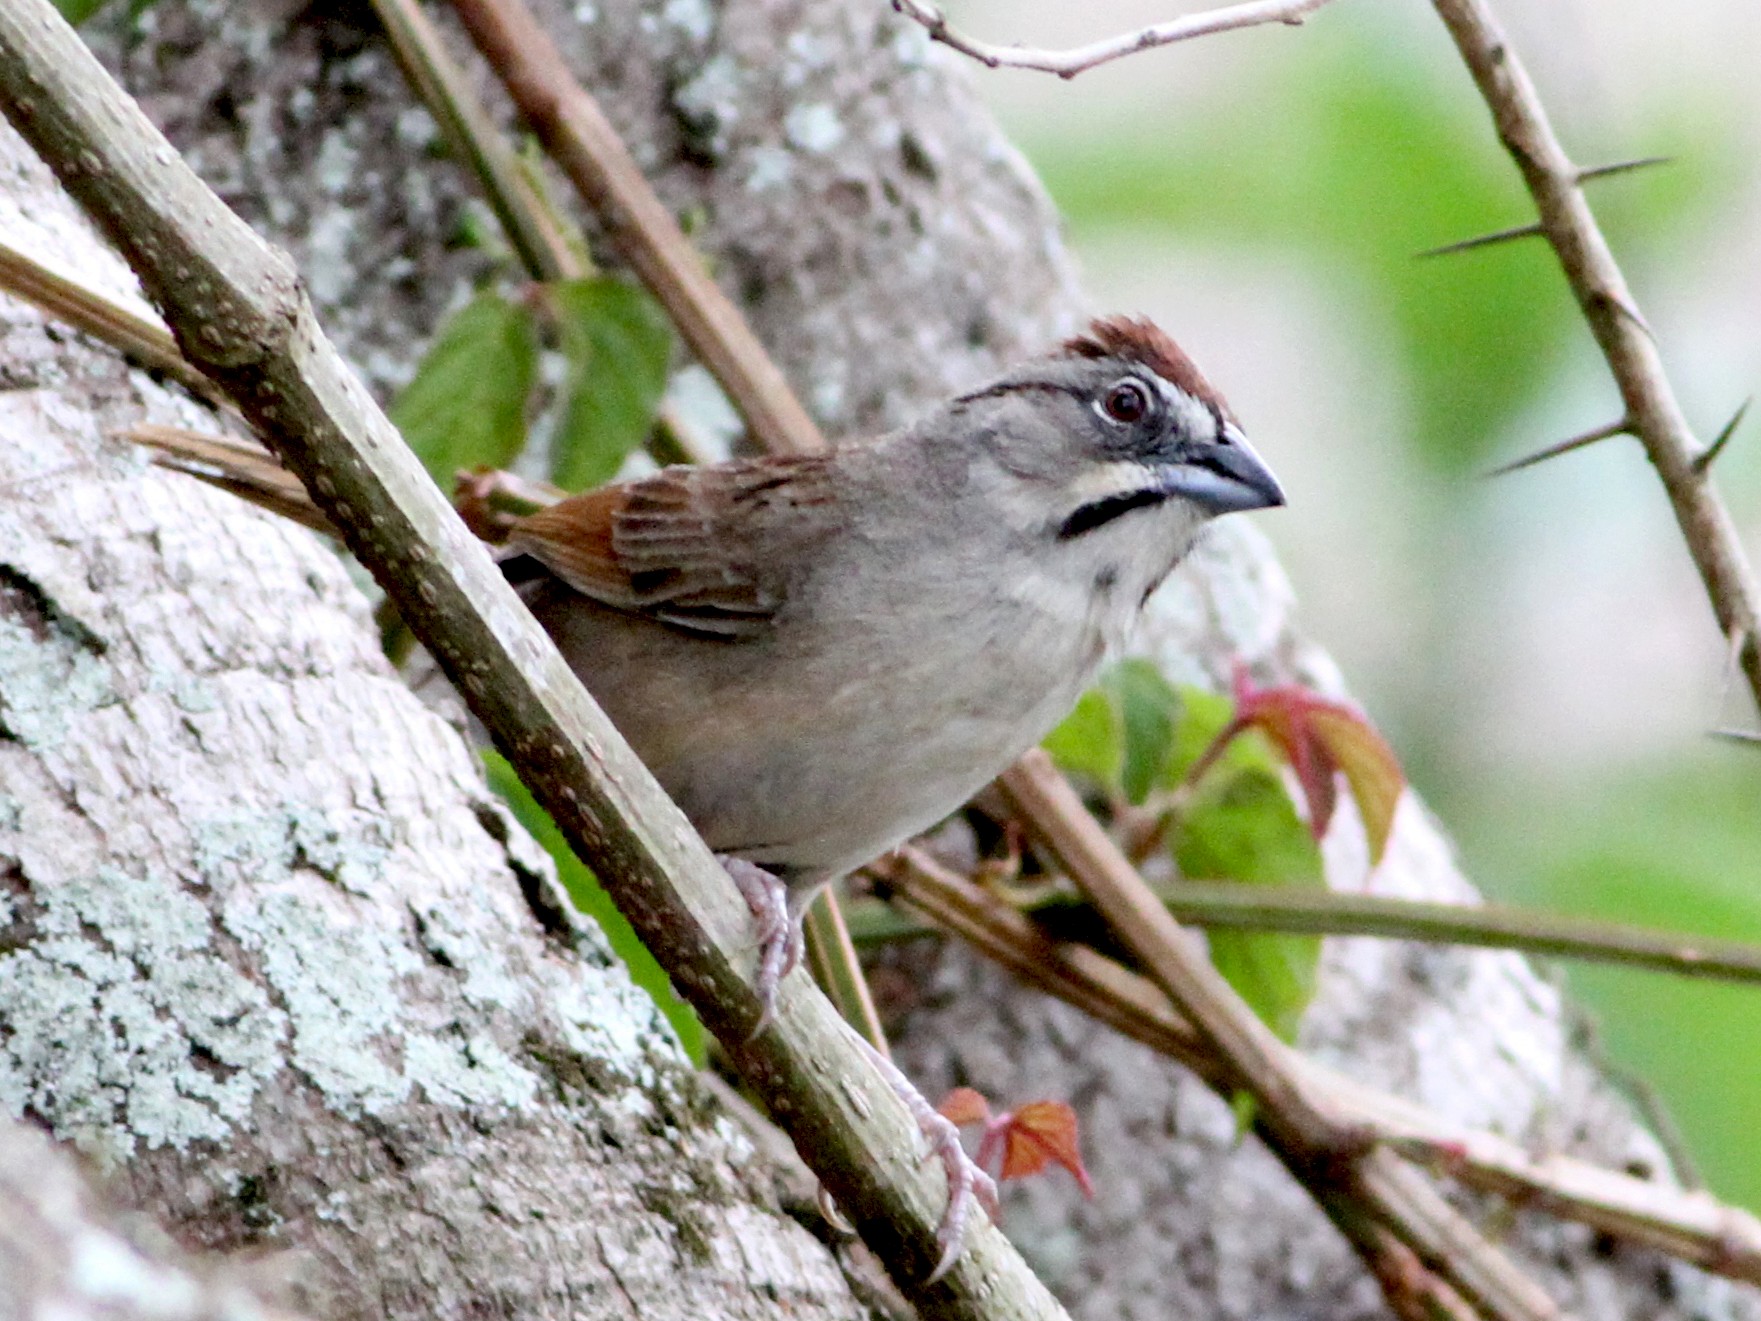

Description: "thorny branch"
1432 0 1761 723
3 0 1746 1312
888 0 1340 79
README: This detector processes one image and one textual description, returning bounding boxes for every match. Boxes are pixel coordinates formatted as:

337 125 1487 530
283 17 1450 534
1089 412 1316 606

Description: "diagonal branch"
888 0 1340 79
1432 0 1761 717
0 3 1063 1310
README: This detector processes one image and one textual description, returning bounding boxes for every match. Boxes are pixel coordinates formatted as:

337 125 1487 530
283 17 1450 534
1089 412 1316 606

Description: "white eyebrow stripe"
1153 376 1218 443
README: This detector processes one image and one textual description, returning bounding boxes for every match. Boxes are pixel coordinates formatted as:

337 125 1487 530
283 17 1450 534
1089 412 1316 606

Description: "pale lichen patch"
782 103 844 155
222 884 545 1117
0 867 287 1165
222 885 418 1116
0 602 115 748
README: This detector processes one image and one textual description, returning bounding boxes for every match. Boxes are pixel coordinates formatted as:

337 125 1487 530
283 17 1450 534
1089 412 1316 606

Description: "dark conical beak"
1162 425 1285 515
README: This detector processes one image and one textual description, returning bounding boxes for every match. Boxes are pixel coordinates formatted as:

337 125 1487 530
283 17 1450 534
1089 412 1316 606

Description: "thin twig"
0 237 223 403
888 0 1340 80
0 7 1065 1310
369 0 575 283
850 877 1761 987
1433 0 1761 716
446 0 823 457
1484 418 1630 479
881 847 1761 1291
124 426 332 534
804 892 889 1054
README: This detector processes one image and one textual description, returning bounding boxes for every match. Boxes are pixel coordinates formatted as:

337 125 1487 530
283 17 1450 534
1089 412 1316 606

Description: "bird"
140 314 1284 1279
498 315 1281 1274
502 316 1282 1003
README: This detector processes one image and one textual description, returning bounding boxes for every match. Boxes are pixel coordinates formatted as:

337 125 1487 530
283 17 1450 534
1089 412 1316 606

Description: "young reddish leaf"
1305 706 1404 863
1202 665 1406 864
935 1090 1095 1199
998 1101 1094 1197
936 1086 992 1128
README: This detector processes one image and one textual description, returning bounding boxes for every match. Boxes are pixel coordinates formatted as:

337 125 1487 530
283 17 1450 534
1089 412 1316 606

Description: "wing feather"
506 456 841 640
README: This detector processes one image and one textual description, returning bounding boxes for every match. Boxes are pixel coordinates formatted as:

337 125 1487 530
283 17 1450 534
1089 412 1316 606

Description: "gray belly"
527 576 1109 884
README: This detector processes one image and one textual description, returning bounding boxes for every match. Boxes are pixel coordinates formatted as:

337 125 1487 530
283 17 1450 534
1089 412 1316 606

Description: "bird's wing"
505 456 842 639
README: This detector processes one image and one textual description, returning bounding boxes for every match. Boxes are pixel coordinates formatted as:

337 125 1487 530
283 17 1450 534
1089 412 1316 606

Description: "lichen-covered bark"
0 118 865 1318
10 0 1756 1316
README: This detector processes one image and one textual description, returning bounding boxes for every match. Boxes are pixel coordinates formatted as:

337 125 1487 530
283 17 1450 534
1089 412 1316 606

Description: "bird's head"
949 316 1284 551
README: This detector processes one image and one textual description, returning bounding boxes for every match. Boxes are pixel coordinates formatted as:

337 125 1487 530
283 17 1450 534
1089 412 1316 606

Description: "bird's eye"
1100 379 1152 425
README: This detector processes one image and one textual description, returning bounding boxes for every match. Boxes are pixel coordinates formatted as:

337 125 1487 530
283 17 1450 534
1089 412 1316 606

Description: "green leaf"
548 278 674 490
1043 660 1183 801
1166 685 1237 783
481 751 705 1065
1173 738 1326 1042
390 292 538 486
55 0 111 21
1208 925 1320 1044
1042 687 1125 793
1101 659 1182 805
1176 766 1324 889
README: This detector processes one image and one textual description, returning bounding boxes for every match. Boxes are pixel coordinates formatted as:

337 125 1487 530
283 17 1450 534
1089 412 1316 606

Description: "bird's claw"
857 1038 999 1283
923 1103 1000 1283
720 858 996 1278
719 856 802 1036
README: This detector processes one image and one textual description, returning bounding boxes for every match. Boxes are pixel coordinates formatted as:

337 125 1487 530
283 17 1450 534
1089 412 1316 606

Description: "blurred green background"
962 0 1761 1206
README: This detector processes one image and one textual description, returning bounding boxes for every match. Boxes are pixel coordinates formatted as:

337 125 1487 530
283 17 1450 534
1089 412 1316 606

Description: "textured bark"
0 0 1753 1317
0 120 865 1318
0 1119 308 1321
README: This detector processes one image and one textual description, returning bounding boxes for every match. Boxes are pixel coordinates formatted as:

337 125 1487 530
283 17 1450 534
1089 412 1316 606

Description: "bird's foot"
857 1038 1000 1283
719 856 804 1035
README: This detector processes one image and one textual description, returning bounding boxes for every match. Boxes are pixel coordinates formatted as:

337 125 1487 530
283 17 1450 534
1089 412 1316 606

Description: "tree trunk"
0 110 868 1318
0 0 1753 1318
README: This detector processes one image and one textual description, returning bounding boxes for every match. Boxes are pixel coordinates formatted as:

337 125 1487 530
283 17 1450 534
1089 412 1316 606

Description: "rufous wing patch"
507 456 841 640
507 482 641 608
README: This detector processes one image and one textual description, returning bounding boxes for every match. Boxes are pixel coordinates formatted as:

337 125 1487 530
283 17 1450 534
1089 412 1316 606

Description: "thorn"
1417 157 1671 260
1713 623 1749 732
1416 221 1541 260
1484 419 1630 478
1577 154 1674 184
1692 397 1750 474
1606 290 1655 341
1709 727 1761 747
